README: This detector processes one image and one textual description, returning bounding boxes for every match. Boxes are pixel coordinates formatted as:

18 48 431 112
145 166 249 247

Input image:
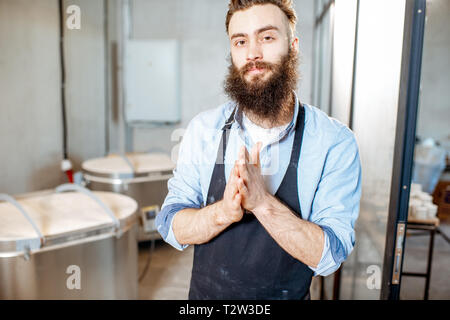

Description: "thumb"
251 142 262 167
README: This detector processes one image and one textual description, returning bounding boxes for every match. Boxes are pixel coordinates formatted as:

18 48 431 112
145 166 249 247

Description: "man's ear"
290 37 300 53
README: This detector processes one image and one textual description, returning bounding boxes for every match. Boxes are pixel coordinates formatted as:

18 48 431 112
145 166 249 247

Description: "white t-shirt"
242 113 290 149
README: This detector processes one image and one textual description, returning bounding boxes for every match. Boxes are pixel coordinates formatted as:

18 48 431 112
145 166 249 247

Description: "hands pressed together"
218 143 272 225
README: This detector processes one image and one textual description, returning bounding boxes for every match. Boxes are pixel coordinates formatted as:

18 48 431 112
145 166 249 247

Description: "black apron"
189 105 313 300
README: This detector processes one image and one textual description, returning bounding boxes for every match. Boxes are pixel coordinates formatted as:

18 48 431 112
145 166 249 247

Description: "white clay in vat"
82 153 174 175
0 192 137 240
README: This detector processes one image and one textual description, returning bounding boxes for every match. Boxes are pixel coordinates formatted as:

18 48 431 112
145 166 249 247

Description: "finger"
237 178 249 195
244 146 250 164
229 165 238 183
250 142 261 167
232 193 241 208
229 179 238 196
226 171 238 197
239 145 250 165
233 162 241 178
237 162 249 181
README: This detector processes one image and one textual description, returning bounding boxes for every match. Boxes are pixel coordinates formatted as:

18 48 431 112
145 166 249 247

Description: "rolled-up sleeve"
155 119 204 251
309 127 362 276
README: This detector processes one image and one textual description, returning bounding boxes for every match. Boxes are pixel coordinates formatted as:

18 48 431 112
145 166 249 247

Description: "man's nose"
246 40 263 61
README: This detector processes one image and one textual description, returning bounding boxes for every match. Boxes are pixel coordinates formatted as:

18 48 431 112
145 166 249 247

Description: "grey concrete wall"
416 0 450 144
0 0 106 194
63 0 106 170
0 0 64 194
114 0 315 154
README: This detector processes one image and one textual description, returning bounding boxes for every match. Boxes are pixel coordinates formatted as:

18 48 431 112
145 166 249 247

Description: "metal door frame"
381 0 427 300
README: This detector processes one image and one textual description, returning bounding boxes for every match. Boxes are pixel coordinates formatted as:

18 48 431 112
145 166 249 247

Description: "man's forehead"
228 4 290 37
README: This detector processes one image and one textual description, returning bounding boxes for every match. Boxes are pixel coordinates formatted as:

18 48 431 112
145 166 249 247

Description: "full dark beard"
224 49 299 124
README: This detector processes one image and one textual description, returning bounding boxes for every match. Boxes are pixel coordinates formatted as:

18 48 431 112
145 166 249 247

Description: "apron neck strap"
222 108 237 131
287 103 306 168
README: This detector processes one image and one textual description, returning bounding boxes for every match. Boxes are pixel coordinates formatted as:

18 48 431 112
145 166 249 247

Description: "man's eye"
235 40 246 47
263 36 274 41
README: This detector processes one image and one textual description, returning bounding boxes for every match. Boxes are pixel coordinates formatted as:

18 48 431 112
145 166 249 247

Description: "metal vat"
82 153 174 241
0 184 138 299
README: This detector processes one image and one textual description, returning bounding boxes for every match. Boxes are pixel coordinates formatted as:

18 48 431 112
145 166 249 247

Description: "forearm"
253 194 324 268
172 200 232 245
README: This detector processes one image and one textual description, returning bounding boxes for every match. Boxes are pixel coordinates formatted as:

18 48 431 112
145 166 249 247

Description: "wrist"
213 200 231 226
253 193 275 217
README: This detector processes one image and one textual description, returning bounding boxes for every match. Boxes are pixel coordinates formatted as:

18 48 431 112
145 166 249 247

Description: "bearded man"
156 0 362 300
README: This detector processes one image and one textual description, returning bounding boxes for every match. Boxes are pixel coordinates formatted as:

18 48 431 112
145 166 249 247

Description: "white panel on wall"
331 0 358 126
125 39 180 123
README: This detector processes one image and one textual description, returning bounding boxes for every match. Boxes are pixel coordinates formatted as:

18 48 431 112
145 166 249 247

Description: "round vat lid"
0 191 138 256
82 153 175 178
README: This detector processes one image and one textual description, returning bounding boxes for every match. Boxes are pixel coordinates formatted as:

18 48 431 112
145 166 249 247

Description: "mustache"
239 60 277 75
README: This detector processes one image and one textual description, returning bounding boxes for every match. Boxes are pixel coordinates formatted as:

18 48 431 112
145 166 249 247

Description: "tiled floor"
137 224 450 300
138 241 193 300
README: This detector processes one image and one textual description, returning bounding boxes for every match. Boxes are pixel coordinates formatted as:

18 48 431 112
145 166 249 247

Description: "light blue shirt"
156 92 362 277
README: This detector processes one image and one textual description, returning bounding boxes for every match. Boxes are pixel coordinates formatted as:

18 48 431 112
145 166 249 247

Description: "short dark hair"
225 0 297 37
